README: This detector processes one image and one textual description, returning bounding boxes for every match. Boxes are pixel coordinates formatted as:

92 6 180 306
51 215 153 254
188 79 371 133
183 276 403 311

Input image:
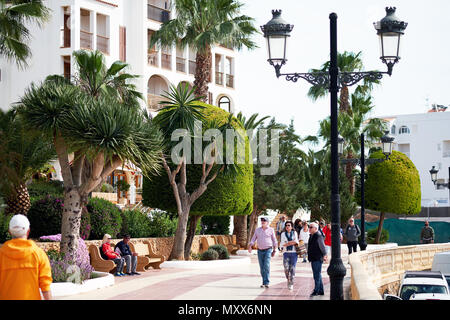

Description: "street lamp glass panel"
379 32 401 63
382 139 393 155
266 35 288 66
338 135 345 156
381 131 394 156
429 166 438 183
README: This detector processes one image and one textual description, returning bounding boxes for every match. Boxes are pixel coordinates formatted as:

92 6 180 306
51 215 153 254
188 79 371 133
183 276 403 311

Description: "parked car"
384 271 450 300
431 251 450 287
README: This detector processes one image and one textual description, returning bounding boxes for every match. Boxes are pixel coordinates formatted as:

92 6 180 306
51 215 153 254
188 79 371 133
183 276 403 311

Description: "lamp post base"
327 257 347 300
359 240 367 251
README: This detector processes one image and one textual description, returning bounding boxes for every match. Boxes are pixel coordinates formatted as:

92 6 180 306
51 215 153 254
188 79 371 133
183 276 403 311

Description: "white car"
384 271 450 300
431 251 450 287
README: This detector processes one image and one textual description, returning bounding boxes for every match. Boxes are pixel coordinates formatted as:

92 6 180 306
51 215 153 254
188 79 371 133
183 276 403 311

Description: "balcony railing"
443 151 450 158
176 57 186 72
147 4 170 23
97 35 109 54
161 53 171 69
188 60 196 75
215 71 223 85
60 28 71 48
80 30 93 49
148 49 159 67
226 74 234 88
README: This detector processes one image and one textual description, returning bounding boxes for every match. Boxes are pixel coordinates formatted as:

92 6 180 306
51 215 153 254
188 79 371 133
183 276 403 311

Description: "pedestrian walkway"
57 244 354 300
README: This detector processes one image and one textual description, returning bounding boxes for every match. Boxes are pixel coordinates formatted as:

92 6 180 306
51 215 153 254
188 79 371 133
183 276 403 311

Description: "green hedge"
143 103 253 216
120 209 152 238
365 150 421 215
87 197 122 239
28 180 64 203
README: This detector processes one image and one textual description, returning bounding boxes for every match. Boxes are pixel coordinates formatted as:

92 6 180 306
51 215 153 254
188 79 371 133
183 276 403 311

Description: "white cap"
9 214 30 238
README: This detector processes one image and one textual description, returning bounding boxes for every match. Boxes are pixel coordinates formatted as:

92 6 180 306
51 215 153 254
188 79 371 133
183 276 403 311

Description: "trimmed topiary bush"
142 103 253 217
87 197 122 240
367 228 389 244
147 209 178 237
121 209 152 238
208 244 229 260
200 248 219 261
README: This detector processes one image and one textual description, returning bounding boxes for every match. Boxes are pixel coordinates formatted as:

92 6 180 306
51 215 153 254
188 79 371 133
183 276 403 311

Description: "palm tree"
0 0 50 68
16 79 164 260
149 0 258 100
0 109 56 216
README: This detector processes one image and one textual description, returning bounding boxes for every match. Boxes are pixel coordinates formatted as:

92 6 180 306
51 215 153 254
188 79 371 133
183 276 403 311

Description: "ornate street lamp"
374 7 408 75
260 10 294 77
262 8 407 300
429 166 439 184
338 135 345 157
381 130 395 158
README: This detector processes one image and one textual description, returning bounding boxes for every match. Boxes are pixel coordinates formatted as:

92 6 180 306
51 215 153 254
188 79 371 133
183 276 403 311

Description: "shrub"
43 234 94 283
0 211 12 243
200 248 219 261
28 180 64 203
208 244 229 260
87 197 122 240
147 209 178 237
100 183 114 193
367 228 389 244
121 209 152 238
27 195 91 239
116 180 130 192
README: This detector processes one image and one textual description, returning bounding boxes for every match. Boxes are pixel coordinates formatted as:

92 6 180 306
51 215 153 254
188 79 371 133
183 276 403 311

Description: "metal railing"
147 4 170 23
176 57 186 72
96 35 109 54
80 30 93 49
161 53 171 69
226 74 234 88
215 71 223 85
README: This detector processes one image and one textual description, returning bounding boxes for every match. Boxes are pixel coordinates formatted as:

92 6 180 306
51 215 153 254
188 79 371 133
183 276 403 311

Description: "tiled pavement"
58 246 352 300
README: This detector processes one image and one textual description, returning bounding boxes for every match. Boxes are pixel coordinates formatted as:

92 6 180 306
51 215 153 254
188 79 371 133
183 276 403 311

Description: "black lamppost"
340 131 395 251
429 166 450 202
261 7 407 300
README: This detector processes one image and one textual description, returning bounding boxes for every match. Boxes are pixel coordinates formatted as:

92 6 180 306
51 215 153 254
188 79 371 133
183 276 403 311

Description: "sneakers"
114 273 124 277
288 284 293 291
302 260 307 263
260 284 269 288
310 291 318 297
131 272 141 275
125 272 133 276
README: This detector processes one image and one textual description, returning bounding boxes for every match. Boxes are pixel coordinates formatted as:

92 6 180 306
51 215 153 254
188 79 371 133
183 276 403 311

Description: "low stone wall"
349 243 450 300
33 234 231 260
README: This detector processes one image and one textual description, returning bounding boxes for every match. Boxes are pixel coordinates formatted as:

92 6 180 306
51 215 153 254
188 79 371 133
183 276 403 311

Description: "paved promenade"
58 245 353 300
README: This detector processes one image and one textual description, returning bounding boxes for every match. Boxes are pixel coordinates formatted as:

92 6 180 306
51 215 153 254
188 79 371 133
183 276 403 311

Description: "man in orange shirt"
0 214 52 300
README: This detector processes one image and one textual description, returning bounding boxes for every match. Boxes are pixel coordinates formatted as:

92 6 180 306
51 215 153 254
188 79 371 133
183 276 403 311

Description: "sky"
235 0 450 141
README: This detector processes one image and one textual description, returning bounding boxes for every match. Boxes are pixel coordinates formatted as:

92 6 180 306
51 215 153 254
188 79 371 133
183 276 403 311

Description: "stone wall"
32 234 230 260
349 243 450 300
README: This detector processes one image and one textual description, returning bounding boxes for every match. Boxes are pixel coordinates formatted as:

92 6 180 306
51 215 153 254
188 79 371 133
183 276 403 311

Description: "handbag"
296 240 307 256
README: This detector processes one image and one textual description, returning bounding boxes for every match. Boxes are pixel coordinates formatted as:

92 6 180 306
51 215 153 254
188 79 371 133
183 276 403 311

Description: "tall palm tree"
149 0 258 100
0 109 56 216
0 0 50 68
16 79 164 260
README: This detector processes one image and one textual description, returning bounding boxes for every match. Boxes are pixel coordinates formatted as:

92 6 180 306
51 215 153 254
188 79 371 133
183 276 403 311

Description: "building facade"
379 108 450 208
0 0 238 114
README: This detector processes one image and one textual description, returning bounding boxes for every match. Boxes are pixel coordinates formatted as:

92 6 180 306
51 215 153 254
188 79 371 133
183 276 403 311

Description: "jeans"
113 257 125 273
257 248 273 285
347 241 358 254
283 252 298 285
123 255 137 273
311 260 324 294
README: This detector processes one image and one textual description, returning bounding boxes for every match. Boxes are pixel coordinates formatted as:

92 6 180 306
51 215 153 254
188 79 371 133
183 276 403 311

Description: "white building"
379 107 450 208
0 0 238 114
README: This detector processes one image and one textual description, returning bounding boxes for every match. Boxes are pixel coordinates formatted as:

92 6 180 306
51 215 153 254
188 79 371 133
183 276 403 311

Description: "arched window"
218 96 231 112
399 126 410 135
391 125 396 134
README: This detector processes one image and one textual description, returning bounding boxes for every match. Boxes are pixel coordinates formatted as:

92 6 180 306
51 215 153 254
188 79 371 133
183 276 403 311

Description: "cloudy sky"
235 0 450 141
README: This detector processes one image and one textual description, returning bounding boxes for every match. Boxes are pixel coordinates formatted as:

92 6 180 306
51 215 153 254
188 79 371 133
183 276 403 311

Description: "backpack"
346 224 360 236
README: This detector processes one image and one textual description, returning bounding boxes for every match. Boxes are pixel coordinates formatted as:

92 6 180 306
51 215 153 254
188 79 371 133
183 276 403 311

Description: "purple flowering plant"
42 234 94 283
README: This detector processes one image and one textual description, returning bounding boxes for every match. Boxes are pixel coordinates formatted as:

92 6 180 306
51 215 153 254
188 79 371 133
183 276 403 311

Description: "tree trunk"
233 215 247 249
60 188 86 260
346 152 356 195
339 85 350 113
170 197 191 260
184 215 202 260
194 46 212 101
5 183 31 216
246 208 260 248
375 212 386 244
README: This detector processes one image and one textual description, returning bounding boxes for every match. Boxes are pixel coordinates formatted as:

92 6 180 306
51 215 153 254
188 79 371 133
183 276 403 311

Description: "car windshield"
400 285 448 300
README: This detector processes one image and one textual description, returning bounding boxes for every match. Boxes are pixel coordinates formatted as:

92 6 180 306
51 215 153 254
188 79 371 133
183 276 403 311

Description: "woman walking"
299 221 310 263
280 221 299 290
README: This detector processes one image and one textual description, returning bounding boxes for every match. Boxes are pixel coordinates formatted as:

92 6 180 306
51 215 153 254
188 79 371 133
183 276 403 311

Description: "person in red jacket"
101 234 125 277
322 222 343 261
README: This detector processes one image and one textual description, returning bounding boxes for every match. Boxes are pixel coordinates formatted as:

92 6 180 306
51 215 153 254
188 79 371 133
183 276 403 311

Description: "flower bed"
50 271 114 298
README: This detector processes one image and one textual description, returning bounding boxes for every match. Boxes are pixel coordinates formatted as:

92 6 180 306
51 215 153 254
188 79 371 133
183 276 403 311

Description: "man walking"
0 214 52 300
420 221 435 244
115 234 140 275
248 217 277 288
276 215 286 251
307 222 327 297
344 218 361 254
